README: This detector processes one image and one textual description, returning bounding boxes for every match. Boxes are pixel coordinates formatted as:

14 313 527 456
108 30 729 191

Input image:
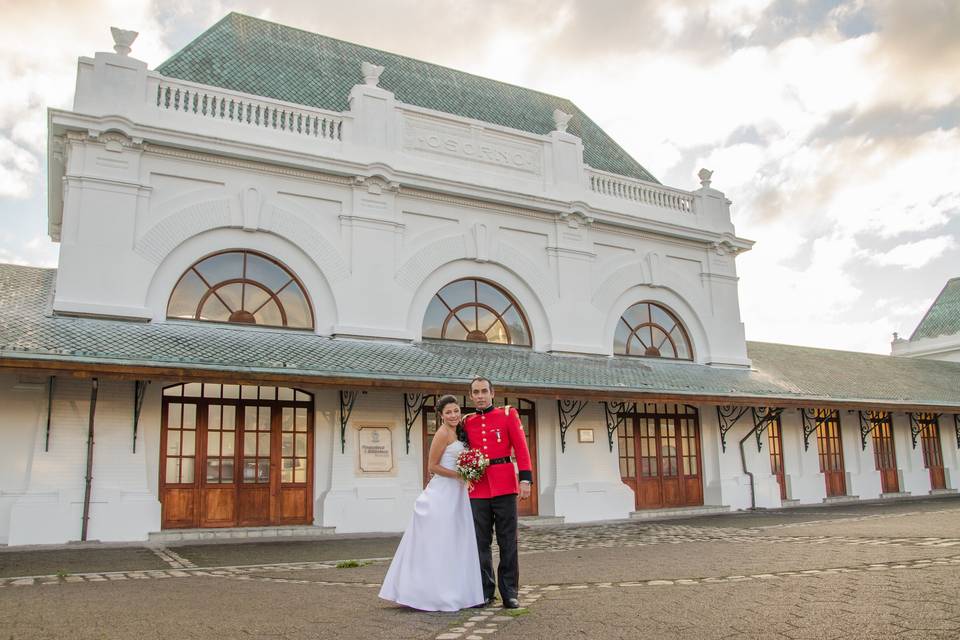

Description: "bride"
379 394 485 611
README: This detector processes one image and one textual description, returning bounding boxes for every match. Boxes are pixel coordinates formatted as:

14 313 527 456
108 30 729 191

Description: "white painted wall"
4 378 160 545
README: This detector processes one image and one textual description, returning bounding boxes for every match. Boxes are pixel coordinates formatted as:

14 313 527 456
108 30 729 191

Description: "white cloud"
866 236 956 269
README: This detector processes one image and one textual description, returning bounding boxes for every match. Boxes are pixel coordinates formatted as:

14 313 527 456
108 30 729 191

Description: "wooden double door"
618 405 703 510
870 413 900 494
422 396 538 516
918 416 946 490
160 383 314 529
767 417 787 500
815 410 846 497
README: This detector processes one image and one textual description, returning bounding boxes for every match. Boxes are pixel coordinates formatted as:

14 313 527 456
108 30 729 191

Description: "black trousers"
470 494 519 601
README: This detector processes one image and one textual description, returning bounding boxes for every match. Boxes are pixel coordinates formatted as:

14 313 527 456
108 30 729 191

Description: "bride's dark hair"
436 394 469 446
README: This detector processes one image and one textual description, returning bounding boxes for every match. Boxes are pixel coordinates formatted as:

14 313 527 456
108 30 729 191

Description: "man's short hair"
469 376 494 392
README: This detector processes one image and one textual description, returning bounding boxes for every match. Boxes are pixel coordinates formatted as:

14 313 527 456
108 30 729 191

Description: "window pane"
444 317 469 341
222 385 240 399
276 282 312 329
258 432 271 454
650 327 674 357
477 281 512 313
258 408 271 430
183 383 202 398
163 385 182 397
182 430 196 456
245 253 291 291
254 299 283 327
278 387 294 401
282 433 294 456
295 390 310 401
198 295 231 322
670 326 691 359
221 458 235 482
221 431 235 456
215 283 243 313
295 433 307 457
206 459 220 483
244 432 257 456
166 431 181 456
165 458 180 483
294 464 307 483
614 321 630 355
203 383 221 399
222 406 235 430
167 403 182 428
181 458 195 483
422 298 447 339
621 303 647 329
242 386 258 400
168 270 206 319
501 307 530 345
243 459 257 482
207 431 221 456
183 404 197 428
259 387 276 401
243 284 272 315
282 458 294 483
650 304 675 331
257 460 270 483
437 280 474 307
295 407 307 430
194 252 243 286
485 319 510 344
282 407 294 431
208 405 221 429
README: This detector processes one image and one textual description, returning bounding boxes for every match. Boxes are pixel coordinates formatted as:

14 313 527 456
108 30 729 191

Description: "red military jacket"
463 404 533 499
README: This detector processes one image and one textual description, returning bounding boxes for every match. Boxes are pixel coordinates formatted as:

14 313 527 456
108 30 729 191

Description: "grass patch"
335 559 371 569
55 569 71 579
504 608 530 617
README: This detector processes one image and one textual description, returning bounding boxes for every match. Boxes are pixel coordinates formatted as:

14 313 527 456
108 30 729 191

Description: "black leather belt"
489 456 512 465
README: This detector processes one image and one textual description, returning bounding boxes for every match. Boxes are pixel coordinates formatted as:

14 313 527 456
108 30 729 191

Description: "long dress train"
378 440 484 611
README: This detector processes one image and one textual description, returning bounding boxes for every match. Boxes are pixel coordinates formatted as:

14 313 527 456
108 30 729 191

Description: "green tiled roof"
910 277 960 341
156 12 658 183
2 264 958 409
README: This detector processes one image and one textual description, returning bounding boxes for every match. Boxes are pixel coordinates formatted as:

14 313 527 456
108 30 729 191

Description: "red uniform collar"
475 404 496 415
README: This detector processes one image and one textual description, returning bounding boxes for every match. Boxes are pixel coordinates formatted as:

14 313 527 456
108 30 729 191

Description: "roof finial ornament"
361 61 385 87
553 108 572 133
110 27 138 56
698 168 713 188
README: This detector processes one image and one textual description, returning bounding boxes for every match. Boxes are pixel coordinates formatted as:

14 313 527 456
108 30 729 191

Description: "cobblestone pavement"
0 497 958 639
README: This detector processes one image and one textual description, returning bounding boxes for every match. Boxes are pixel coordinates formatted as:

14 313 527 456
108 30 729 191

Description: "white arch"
396 234 558 304
602 285 711 362
405 259 554 350
144 227 339 334
135 198 349 283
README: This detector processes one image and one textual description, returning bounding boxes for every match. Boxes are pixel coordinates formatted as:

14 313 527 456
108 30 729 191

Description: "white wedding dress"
379 440 484 611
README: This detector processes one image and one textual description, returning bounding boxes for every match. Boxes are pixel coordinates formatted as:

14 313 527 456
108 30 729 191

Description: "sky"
0 0 957 355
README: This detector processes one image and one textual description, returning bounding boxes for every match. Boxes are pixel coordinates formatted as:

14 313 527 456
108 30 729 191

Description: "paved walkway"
1 496 959 639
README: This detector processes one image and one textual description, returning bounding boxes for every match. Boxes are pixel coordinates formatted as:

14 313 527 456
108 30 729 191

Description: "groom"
463 376 533 609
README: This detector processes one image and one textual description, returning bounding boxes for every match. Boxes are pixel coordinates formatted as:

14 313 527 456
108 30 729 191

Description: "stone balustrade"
152 77 345 141
587 168 695 213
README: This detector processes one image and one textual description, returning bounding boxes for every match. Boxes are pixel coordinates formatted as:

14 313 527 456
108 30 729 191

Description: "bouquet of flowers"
455 448 489 483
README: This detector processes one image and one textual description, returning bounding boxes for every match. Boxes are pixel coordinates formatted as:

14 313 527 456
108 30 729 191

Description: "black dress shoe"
503 597 521 609
472 597 496 608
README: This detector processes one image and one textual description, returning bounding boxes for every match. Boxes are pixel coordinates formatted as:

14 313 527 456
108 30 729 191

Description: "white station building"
0 14 957 546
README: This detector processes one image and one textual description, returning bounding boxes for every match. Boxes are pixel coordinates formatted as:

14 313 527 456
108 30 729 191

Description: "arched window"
167 250 314 329
422 278 531 346
614 302 692 360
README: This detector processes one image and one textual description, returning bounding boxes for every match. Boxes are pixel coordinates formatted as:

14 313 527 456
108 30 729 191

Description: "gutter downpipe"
81 377 99 542
738 422 758 511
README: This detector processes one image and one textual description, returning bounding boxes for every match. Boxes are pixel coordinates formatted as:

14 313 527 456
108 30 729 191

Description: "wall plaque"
402 115 542 175
358 426 394 472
